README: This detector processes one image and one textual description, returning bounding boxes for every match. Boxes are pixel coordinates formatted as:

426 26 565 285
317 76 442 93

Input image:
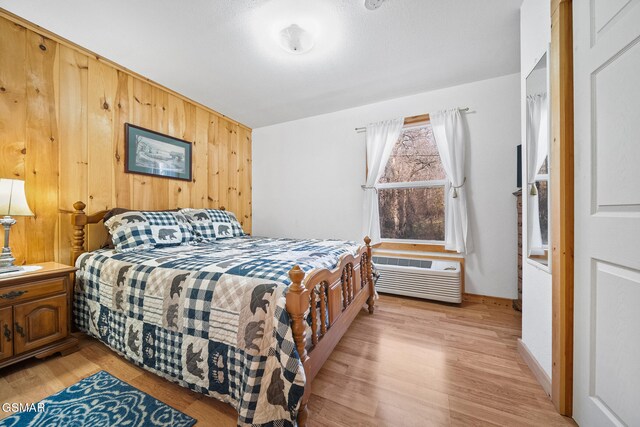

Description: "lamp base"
0 215 18 270
0 247 16 266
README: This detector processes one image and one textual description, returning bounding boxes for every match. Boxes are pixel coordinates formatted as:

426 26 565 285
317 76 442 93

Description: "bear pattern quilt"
74 236 361 426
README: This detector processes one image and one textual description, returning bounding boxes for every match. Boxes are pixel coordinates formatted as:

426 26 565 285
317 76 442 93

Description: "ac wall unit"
373 256 462 303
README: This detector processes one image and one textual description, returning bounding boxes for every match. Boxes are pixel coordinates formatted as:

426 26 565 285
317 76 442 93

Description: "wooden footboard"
286 237 375 426
69 201 375 426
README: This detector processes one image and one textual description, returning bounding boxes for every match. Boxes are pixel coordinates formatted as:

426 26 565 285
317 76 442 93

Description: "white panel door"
573 1 640 426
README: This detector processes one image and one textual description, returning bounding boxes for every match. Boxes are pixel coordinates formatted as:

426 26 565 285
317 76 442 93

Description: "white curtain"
361 118 404 243
526 93 548 256
431 109 471 253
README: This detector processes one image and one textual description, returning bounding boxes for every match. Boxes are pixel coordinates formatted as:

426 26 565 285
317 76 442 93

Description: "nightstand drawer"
0 277 67 307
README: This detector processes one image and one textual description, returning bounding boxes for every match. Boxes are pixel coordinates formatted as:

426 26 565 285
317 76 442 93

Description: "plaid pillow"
180 208 245 240
104 211 194 252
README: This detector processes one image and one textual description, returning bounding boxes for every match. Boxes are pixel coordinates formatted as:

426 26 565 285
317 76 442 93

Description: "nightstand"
0 262 79 369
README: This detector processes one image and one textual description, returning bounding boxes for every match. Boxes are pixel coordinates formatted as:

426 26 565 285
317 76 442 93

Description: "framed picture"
125 123 192 181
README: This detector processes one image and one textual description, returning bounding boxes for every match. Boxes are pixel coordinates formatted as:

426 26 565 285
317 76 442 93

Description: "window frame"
376 119 447 245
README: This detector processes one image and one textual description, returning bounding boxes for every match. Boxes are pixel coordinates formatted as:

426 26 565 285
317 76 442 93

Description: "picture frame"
124 123 193 181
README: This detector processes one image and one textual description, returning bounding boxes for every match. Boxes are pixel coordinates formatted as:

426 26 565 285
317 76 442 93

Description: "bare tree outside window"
377 124 446 241
536 157 549 246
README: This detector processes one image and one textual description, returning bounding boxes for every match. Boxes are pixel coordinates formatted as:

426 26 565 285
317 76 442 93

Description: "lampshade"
0 179 34 216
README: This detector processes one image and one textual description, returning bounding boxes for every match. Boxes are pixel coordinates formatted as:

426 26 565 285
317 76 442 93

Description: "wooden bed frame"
69 201 375 426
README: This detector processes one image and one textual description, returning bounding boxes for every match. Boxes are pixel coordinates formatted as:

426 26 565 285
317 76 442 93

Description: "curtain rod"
354 107 470 133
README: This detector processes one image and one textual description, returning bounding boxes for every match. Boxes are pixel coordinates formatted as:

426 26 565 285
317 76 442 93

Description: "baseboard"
517 338 551 397
462 293 513 308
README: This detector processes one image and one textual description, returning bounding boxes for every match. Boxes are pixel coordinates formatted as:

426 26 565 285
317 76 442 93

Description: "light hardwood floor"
0 294 574 426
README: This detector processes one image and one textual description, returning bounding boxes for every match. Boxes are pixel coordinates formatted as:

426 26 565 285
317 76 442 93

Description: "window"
535 158 549 247
377 122 446 242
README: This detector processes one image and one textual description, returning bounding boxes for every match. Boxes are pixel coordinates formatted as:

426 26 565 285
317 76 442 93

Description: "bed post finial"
287 265 309 364
70 201 88 266
364 236 375 314
73 201 86 212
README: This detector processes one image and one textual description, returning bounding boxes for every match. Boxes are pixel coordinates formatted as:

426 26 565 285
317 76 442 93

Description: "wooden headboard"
70 201 108 265
69 201 234 265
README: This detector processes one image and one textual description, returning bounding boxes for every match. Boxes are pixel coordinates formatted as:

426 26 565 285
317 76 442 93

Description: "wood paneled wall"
0 12 252 266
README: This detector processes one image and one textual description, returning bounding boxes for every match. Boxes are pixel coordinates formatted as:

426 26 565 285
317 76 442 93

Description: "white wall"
520 0 552 378
252 73 521 299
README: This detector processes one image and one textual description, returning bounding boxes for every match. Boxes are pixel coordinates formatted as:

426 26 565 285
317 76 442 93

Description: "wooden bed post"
364 236 375 314
287 265 309 362
286 265 310 426
70 201 88 265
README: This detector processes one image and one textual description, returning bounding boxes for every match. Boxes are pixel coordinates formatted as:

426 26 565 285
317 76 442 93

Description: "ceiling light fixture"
364 0 385 10
278 24 314 54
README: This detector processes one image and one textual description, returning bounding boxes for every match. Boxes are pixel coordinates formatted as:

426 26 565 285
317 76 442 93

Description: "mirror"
525 53 550 268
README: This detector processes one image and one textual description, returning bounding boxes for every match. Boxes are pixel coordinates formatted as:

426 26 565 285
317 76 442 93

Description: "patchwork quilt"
74 236 361 426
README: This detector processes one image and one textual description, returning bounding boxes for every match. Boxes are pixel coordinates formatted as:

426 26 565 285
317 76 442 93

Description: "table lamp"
0 179 34 273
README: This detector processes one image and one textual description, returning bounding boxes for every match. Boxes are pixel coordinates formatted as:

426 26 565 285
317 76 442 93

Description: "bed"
69 201 375 427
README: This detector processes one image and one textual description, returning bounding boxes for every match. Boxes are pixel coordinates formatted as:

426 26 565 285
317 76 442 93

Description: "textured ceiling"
0 0 521 128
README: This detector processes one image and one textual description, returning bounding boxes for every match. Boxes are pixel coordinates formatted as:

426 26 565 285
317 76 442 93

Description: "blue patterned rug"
0 371 196 427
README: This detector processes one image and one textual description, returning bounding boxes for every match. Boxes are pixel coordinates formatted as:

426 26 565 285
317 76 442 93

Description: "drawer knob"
0 290 27 300
3 324 10 342
14 322 25 338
